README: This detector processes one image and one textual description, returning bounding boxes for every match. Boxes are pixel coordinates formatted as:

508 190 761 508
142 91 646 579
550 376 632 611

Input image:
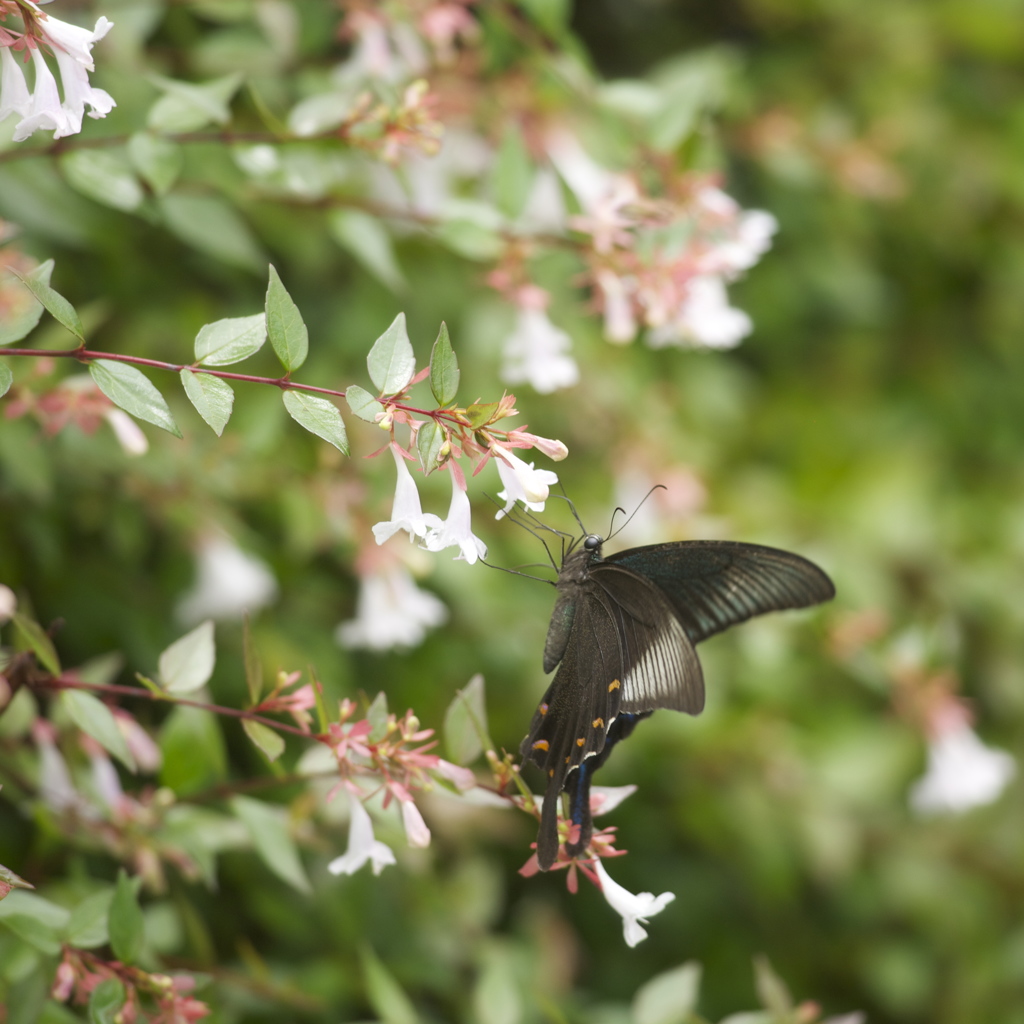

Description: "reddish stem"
43 674 315 740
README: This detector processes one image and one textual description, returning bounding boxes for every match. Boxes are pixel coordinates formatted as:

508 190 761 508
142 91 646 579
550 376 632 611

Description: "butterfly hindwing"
588 563 705 715
606 540 835 644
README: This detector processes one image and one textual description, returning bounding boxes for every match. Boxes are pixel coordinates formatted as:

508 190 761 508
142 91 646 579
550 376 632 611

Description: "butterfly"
519 533 835 870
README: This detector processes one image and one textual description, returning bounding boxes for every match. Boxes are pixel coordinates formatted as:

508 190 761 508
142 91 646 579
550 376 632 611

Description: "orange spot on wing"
608 679 621 692
532 740 550 752
576 737 585 747
539 703 548 715
592 717 604 729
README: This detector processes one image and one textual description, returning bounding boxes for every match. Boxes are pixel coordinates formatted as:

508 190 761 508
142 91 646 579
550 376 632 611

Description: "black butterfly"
519 534 835 870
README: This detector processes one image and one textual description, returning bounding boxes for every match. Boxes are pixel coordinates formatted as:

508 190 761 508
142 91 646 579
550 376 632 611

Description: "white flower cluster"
0 2 115 142
336 442 560 652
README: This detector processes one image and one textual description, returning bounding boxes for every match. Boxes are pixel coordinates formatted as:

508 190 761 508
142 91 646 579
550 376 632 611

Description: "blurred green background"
3 0 1024 1021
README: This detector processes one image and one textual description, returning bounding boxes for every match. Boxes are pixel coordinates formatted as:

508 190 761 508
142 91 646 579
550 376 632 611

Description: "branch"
39 674 315 740
0 346 349 399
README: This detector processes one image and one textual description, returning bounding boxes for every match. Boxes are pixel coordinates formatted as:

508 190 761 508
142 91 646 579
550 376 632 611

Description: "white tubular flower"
12 47 69 141
500 306 580 395
400 800 431 848
589 785 638 816
335 564 447 651
6 7 115 142
546 131 616 212
0 48 31 123
424 468 487 565
328 793 397 877
595 269 638 344
646 275 752 351
103 408 148 456
88 748 123 813
910 720 1016 815
176 535 279 624
592 859 675 948
50 44 115 135
492 445 559 519
372 446 442 545
0 584 17 624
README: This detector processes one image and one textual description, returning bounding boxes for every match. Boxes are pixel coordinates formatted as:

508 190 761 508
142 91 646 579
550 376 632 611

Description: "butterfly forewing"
606 540 835 644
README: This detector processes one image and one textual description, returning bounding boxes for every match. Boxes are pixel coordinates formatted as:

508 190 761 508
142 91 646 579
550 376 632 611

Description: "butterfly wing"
606 540 834 644
520 566 704 867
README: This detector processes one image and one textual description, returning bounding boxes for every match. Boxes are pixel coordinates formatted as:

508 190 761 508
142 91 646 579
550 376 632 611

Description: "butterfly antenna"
478 555 556 585
606 484 667 542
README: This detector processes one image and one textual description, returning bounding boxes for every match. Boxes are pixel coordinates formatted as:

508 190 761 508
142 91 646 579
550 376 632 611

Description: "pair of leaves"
181 267 347 452
355 315 459 406
346 318 459 475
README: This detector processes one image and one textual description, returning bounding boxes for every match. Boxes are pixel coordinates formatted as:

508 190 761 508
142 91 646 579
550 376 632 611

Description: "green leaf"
472 946 522 1024
328 209 406 293
108 871 144 965
361 945 419 1024
194 312 267 366
180 369 234 436
147 72 243 133
158 706 226 796
59 150 144 212
11 259 84 341
230 795 311 894
435 219 504 261
243 614 262 704
266 265 308 372
493 127 533 218
282 391 349 454
465 401 499 429
429 322 460 406
366 691 389 743
0 362 11 397
632 962 702 1024
61 689 136 772
0 891 69 955
242 719 285 762
89 360 182 438
344 383 381 423
517 0 571 34
367 313 415 396
128 132 183 196
416 418 445 475
158 620 215 695
159 194 264 273
443 674 488 766
753 955 793 1018
11 612 60 675
4 960 49 1024
73 651 124 686
0 260 45 345
66 889 113 949
88 978 126 1024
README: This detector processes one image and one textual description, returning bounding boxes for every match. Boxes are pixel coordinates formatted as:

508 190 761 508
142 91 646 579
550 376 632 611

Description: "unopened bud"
378 412 394 431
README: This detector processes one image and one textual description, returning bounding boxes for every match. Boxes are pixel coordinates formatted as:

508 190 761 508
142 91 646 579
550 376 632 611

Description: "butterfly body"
520 535 834 870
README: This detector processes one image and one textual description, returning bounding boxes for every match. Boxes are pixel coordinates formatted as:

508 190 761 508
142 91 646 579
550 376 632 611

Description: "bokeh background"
3 0 1024 1021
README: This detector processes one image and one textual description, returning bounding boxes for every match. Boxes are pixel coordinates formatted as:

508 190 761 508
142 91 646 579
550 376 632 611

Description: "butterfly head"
583 534 604 556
